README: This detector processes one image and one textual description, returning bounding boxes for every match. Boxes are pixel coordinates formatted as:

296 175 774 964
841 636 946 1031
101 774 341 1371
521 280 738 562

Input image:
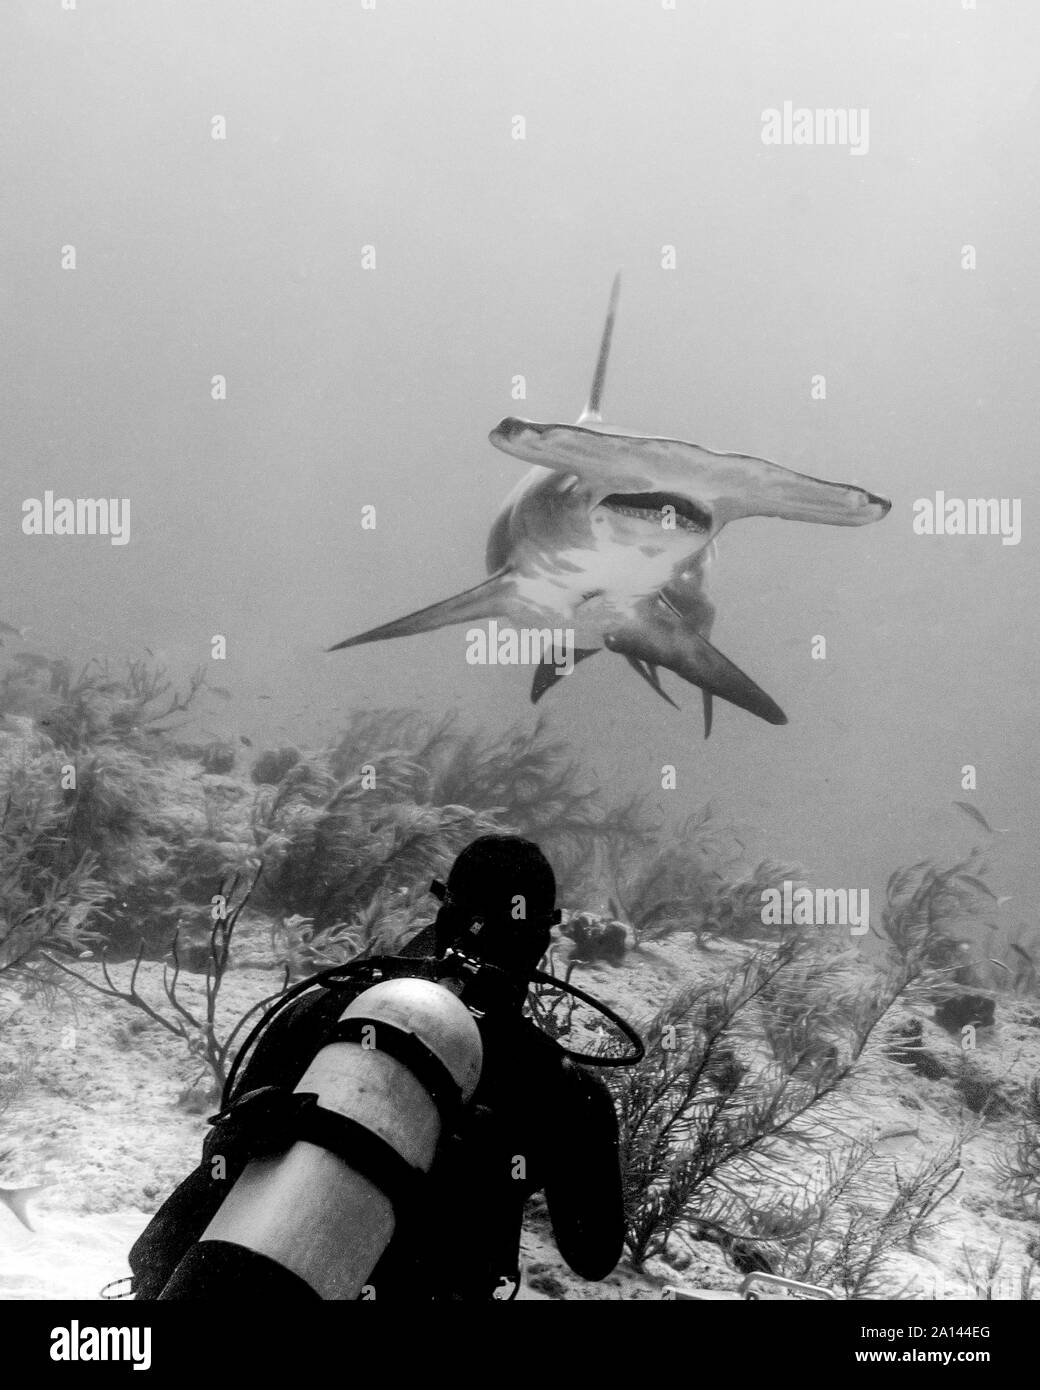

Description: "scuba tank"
131 851 643 1301
158 976 483 1300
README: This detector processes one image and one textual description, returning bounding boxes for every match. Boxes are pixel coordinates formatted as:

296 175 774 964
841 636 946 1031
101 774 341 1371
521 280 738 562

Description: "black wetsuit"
129 935 625 1300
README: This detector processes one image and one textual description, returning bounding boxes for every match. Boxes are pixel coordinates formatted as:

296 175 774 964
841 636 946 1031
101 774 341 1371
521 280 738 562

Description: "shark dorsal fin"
577 271 621 425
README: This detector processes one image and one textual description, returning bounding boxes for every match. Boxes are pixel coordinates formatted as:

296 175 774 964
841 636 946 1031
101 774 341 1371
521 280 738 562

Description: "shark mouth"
600 491 712 532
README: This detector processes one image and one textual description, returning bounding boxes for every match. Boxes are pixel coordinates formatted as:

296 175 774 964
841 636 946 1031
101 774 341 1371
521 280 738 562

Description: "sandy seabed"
1 932 1037 1302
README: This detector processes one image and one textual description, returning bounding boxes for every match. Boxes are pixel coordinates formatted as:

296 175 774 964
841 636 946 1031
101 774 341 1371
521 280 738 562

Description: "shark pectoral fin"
624 656 680 710
606 618 787 727
530 647 599 703
328 570 515 651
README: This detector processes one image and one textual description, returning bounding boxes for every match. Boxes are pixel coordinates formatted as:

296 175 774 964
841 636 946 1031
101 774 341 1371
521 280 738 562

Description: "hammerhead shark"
331 276 890 733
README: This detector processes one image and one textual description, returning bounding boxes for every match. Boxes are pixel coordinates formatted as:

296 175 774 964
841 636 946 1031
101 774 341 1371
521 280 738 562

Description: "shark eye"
600 492 712 532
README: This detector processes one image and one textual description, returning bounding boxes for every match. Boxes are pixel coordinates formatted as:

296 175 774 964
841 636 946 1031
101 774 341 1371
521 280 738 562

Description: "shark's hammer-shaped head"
488 416 891 536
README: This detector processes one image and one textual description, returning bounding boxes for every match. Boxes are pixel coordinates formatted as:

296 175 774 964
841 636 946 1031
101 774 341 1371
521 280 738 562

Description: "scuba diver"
129 835 629 1300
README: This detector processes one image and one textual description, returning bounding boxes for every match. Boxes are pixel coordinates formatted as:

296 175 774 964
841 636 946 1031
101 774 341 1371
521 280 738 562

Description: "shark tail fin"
329 570 516 651
0 1184 47 1231
577 271 621 425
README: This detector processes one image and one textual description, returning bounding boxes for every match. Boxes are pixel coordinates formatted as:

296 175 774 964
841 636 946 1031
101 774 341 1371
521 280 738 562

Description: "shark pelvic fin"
530 647 599 703
328 570 515 651
624 655 680 710
606 615 787 727
577 272 621 425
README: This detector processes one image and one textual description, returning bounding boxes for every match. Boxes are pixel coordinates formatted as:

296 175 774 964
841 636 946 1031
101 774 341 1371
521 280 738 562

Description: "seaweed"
43 872 288 1100
995 1076 1040 1214
608 806 741 944
1 654 207 752
255 762 503 929
700 859 810 945
873 851 996 977
0 735 108 978
326 709 658 903
606 929 958 1290
872 852 1010 1032
250 746 301 785
252 710 660 933
51 743 256 957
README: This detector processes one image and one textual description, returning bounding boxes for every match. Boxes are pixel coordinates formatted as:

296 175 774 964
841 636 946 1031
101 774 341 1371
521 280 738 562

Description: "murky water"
1 0 1038 1306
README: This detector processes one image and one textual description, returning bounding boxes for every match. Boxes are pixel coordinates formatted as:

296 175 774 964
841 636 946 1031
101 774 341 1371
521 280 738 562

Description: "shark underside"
331 275 891 734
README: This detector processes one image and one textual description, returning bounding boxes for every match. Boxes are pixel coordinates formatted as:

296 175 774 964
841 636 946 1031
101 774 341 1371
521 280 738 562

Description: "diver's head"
431 835 559 984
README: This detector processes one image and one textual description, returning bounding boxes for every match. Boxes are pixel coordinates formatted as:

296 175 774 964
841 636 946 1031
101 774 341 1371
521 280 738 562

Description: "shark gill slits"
600 492 712 532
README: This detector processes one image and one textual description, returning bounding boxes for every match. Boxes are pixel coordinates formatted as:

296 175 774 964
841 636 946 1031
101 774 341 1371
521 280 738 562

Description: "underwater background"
2 0 1036 918
0 0 1038 1302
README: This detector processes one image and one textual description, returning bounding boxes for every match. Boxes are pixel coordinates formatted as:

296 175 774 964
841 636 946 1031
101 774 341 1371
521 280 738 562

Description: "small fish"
0 1185 46 1230
997 895 1014 907
0 621 30 640
11 652 51 670
0 1155 47 1231
952 801 1009 835
877 1124 920 1141
239 735 253 747
207 686 233 700
959 874 997 901
257 694 272 701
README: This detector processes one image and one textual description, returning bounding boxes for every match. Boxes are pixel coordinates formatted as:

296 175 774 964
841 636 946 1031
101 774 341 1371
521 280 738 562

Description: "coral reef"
250 746 300 785
0 648 1036 1300
607 932 964 1294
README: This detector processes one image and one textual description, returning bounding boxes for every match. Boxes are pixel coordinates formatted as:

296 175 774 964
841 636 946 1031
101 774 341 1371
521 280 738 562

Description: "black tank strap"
292 1093 427 1215
207 1087 427 1215
328 1017 465 1124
